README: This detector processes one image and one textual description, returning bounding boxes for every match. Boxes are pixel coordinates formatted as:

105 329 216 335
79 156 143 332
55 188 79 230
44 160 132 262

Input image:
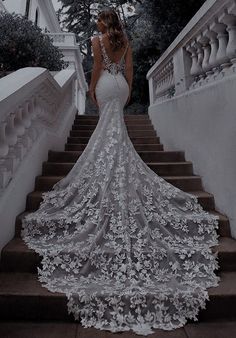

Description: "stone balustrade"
0 68 76 191
149 59 175 103
47 32 77 46
147 0 236 104
46 32 88 116
147 0 236 239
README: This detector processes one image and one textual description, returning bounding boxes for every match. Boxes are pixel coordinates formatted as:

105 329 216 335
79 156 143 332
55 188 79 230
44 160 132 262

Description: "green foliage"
0 12 66 72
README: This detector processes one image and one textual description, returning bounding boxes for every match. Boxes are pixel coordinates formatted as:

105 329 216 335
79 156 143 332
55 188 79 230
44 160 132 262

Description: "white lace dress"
21 34 220 335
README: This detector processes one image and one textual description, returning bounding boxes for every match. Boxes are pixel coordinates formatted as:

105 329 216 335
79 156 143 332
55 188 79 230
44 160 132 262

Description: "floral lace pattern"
21 71 220 335
98 34 127 75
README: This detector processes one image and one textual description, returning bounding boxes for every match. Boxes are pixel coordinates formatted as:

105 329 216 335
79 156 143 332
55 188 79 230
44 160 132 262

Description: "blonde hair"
98 8 126 52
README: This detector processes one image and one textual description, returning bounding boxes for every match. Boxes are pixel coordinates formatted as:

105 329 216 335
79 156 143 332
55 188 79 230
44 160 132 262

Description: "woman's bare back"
101 33 129 64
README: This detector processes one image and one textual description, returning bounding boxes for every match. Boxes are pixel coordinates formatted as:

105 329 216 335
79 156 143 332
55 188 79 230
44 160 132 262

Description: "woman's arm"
124 43 133 105
89 37 103 106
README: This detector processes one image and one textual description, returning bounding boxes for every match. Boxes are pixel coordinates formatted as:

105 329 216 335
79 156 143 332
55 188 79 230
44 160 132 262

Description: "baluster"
194 40 205 78
0 159 11 189
197 34 211 73
17 105 30 156
28 98 40 142
210 19 231 71
164 63 169 97
204 28 218 75
161 68 165 89
163 65 168 90
157 71 161 93
23 100 32 128
167 62 170 88
0 122 9 157
159 72 163 91
5 113 17 147
4 112 20 174
163 64 169 89
14 107 25 137
153 72 159 102
14 107 26 160
169 61 174 86
33 98 42 120
193 39 206 88
186 44 201 88
219 10 236 71
153 75 158 97
186 44 199 75
22 101 33 149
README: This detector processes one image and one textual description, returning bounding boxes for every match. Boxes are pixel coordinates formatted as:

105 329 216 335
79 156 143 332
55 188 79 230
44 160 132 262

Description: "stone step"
75 114 149 120
208 211 231 237
73 120 152 126
0 321 78 338
14 209 230 239
189 191 215 210
0 271 236 321
1 237 236 274
47 150 185 163
70 129 157 138
0 273 73 321
15 211 36 237
67 136 160 144
51 173 200 191
65 143 164 152
147 161 194 175
35 175 203 192
42 161 193 177
72 124 155 131
1 321 236 338
25 190 215 212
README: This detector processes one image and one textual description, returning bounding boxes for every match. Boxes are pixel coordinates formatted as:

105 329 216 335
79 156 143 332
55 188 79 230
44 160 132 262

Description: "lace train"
21 91 220 335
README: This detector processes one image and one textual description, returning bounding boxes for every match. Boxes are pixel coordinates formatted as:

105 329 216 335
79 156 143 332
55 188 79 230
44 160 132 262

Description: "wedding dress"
21 34 220 336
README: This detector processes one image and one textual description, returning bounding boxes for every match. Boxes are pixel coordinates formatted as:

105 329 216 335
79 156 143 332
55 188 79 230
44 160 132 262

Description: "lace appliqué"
98 34 126 75
21 96 221 335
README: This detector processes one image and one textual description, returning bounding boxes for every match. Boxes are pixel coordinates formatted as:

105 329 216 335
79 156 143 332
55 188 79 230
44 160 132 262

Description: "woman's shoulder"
91 35 100 42
102 32 129 42
91 35 101 48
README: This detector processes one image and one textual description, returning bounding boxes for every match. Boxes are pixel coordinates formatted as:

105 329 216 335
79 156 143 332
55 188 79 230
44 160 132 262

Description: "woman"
89 9 132 110
21 8 220 336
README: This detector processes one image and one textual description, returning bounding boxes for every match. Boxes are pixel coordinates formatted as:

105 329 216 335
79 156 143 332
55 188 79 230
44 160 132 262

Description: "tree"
129 0 206 104
58 0 140 81
0 12 66 72
57 0 206 106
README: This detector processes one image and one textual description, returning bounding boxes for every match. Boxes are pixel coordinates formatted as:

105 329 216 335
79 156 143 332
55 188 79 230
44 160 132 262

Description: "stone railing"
149 59 175 103
147 0 236 104
0 67 81 253
46 32 88 114
48 32 76 45
147 0 236 239
0 67 76 191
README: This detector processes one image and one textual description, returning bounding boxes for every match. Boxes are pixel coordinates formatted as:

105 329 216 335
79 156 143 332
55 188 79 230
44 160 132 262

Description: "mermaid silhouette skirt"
21 69 220 335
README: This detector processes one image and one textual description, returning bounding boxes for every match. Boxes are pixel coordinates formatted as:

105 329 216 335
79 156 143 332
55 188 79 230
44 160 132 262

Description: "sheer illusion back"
21 29 220 336
98 34 129 75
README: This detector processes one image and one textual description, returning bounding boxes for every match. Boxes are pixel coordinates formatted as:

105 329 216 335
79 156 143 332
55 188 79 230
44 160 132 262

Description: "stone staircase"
1 114 236 327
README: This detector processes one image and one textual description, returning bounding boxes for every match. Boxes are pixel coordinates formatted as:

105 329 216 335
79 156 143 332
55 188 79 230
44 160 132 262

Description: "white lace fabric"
21 47 220 335
98 34 128 75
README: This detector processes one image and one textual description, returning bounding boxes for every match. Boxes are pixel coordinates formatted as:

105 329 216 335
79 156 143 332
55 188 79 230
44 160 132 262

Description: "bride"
21 8 220 336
